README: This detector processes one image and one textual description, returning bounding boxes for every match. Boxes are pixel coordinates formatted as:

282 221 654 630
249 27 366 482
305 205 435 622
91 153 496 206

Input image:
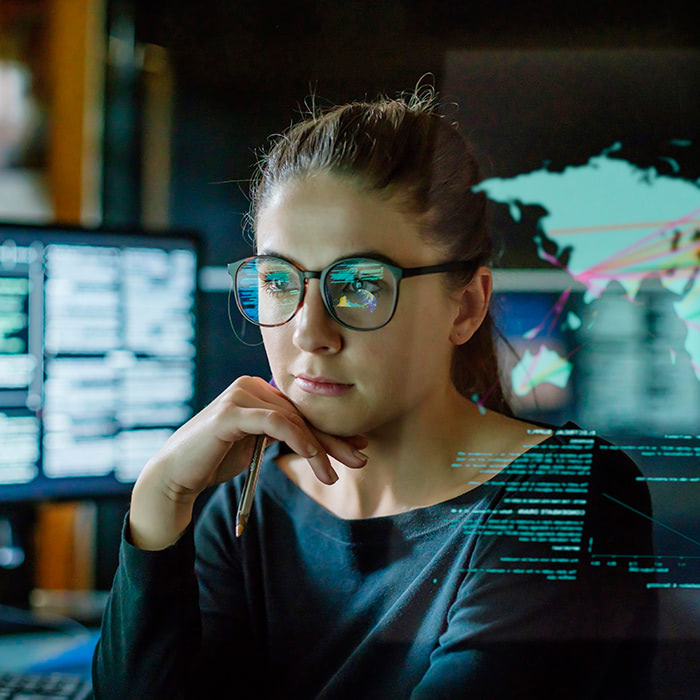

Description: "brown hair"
248 87 515 416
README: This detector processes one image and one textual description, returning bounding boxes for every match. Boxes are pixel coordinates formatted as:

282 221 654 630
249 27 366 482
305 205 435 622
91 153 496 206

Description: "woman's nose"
292 279 343 350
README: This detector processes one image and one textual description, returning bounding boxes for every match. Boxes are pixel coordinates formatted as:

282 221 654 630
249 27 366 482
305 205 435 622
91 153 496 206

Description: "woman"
93 89 658 698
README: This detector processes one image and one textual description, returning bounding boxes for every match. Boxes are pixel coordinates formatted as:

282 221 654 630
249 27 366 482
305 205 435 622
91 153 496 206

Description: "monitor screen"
491 271 700 438
0 223 199 503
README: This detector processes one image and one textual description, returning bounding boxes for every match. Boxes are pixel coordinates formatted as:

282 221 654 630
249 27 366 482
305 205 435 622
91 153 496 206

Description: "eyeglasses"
226 255 478 331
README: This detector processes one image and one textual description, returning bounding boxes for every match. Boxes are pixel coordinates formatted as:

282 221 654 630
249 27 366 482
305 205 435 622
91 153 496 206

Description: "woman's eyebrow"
333 250 400 267
258 249 401 268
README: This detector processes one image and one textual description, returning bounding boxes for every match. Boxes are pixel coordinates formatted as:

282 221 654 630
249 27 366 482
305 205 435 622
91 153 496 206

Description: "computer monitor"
0 222 200 504
491 270 700 438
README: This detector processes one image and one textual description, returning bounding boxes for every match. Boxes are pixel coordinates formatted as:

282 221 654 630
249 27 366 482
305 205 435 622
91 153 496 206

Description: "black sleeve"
91 514 202 699
92 486 258 699
191 484 262 694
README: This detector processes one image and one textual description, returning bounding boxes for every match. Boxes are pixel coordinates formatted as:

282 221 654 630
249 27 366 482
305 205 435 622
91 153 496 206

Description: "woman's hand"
128 375 368 550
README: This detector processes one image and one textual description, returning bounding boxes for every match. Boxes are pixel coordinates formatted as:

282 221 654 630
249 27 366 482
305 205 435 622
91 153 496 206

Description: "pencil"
235 434 267 537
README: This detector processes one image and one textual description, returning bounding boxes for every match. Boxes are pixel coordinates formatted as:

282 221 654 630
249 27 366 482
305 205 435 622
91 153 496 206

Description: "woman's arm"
91 488 257 698
91 514 203 699
91 375 366 697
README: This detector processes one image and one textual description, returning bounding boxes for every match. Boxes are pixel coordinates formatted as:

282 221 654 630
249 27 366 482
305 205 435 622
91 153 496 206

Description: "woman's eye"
348 278 382 293
261 276 294 294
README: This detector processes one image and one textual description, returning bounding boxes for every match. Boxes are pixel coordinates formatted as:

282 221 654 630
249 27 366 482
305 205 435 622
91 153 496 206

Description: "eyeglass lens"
235 257 396 329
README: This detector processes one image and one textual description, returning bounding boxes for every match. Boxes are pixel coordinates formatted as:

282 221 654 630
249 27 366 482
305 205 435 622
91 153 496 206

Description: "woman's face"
256 172 468 439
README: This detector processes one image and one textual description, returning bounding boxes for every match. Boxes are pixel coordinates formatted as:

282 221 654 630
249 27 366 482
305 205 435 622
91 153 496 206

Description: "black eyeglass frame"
226 255 479 331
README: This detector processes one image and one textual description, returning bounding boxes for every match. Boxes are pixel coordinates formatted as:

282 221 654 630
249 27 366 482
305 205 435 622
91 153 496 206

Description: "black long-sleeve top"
92 421 658 698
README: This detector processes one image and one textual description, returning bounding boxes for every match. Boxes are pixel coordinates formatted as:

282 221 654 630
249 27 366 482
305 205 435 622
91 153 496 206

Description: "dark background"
103 0 697 404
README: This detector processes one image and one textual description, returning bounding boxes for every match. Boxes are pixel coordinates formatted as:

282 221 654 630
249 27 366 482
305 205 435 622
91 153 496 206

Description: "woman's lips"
294 376 354 396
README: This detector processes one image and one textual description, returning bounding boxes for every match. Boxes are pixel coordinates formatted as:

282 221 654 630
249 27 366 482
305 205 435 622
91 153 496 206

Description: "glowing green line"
603 492 700 548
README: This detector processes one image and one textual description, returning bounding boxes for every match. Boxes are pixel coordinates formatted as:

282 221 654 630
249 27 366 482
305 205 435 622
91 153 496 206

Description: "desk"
0 630 98 679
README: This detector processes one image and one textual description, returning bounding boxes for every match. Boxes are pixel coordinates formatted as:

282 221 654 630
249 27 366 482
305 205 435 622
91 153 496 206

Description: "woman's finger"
308 428 369 470
224 380 368 471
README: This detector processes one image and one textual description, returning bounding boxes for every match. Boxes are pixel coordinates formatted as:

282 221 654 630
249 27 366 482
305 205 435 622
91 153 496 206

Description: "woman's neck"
276 391 547 520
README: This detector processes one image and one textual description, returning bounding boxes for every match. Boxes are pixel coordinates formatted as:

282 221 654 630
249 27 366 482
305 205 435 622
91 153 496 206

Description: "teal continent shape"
474 143 700 383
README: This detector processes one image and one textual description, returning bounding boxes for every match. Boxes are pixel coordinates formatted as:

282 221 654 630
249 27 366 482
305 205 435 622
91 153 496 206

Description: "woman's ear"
449 267 492 345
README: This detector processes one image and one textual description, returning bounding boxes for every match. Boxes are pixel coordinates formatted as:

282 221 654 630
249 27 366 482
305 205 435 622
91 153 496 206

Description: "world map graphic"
473 142 700 397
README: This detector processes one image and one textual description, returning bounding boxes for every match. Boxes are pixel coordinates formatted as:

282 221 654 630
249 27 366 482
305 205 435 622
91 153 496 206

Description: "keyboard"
0 671 92 699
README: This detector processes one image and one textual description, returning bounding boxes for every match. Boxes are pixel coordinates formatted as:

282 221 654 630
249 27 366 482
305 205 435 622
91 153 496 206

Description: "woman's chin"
296 405 365 439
